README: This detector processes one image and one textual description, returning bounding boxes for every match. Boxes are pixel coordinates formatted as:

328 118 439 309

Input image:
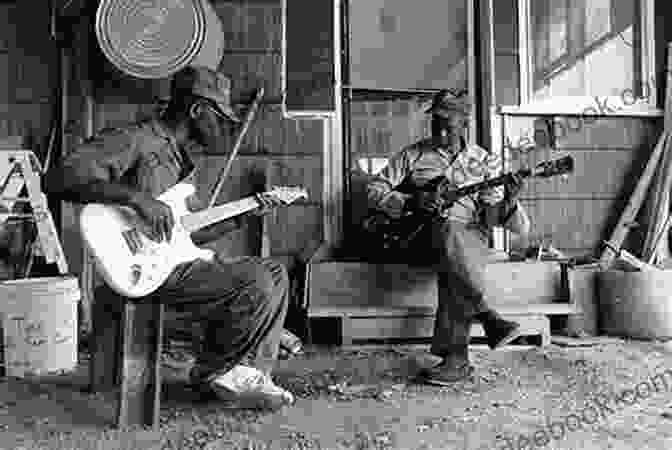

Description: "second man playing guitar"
366 89 531 385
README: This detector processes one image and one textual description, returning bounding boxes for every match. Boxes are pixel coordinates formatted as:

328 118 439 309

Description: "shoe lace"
237 371 275 390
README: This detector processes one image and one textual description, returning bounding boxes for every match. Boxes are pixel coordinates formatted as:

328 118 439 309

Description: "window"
516 0 658 114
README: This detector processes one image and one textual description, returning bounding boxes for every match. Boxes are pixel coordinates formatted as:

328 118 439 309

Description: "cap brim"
212 103 241 123
425 105 471 117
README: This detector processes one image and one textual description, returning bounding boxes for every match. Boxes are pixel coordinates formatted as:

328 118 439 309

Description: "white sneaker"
208 365 295 410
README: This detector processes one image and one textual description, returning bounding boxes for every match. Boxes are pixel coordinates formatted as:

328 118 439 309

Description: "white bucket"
0 276 80 378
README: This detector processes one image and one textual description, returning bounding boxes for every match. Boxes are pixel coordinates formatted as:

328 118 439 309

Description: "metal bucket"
95 0 225 79
598 269 672 339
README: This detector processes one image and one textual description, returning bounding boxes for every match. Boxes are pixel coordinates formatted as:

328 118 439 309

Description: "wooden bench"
89 286 164 429
304 243 578 346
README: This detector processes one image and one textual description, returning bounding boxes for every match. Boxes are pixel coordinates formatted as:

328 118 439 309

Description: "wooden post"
117 301 164 429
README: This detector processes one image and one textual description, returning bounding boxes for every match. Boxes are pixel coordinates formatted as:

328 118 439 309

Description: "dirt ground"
2 339 672 450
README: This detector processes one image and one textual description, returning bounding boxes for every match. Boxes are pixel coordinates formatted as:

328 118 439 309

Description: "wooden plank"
310 303 578 318
89 286 123 393
342 314 551 344
599 132 668 264
308 260 572 314
566 264 600 336
484 261 566 305
308 262 439 311
117 301 164 430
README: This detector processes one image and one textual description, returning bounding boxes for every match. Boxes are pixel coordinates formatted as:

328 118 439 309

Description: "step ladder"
0 139 68 275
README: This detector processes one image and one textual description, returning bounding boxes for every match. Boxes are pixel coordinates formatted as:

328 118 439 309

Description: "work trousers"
95 253 289 383
403 219 492 364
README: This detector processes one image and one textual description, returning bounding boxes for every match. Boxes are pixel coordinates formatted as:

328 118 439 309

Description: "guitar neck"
450 168 532 198
181 196 260 233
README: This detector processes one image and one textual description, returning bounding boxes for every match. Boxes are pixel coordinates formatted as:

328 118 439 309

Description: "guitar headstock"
532 156 574 178
262 186 309 205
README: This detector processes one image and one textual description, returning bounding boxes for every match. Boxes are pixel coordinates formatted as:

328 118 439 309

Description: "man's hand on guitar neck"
252 192 285 216
407 190 445 215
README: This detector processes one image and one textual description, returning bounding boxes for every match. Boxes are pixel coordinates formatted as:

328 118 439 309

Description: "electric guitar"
362 155 574 253
79 183 308 298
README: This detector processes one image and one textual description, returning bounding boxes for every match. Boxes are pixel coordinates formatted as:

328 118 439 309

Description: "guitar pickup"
122 228 144 255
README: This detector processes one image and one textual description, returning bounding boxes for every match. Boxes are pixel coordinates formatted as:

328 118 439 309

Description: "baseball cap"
425 88 472 118
171 66 241 123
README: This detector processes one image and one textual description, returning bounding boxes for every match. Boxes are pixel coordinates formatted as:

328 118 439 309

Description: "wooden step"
312 313 551 347
309 303 578 318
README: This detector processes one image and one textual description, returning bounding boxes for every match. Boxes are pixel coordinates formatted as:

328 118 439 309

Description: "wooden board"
117 301 164 429
336 314 551 346
308 262 439 312
566 264 601 336
307 261 569 314
484 260 566 305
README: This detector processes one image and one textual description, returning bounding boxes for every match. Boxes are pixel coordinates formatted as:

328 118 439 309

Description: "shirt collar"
431 136 469 161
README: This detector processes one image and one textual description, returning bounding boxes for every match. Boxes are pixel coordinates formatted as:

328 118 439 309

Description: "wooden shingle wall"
0 3 56 159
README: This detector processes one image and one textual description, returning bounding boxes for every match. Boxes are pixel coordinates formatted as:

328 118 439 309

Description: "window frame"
508 0 661 117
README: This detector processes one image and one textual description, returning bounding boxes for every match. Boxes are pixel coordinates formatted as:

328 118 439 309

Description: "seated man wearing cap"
46 66 294 410
366 89 531 385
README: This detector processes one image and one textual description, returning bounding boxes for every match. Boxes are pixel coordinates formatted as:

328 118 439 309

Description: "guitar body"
79 183 215 298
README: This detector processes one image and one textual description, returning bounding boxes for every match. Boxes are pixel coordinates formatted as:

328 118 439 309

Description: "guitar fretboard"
180 197 260 233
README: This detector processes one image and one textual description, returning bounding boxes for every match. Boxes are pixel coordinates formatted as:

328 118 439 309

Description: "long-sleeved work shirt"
58 118 242 238
367 138 505 224
60 119 196 197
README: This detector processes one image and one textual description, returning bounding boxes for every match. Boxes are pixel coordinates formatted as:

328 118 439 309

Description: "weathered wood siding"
0 3 55 157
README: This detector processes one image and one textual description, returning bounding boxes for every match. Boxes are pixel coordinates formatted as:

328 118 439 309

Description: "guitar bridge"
130 264 142 285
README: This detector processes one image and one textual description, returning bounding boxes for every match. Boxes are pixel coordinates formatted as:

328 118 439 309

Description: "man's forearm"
191 216 244 246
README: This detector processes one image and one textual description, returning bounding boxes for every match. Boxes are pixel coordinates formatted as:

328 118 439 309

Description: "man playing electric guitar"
366 89 531 385
46 66 295 410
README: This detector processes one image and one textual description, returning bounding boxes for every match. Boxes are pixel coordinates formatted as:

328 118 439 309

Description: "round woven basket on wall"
95 0 225 79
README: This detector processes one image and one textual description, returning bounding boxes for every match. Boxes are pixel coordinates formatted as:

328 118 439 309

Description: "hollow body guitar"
362 156 574 253
79 182 307 298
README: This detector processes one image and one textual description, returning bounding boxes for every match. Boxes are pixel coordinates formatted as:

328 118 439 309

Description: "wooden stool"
89 286 164 429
